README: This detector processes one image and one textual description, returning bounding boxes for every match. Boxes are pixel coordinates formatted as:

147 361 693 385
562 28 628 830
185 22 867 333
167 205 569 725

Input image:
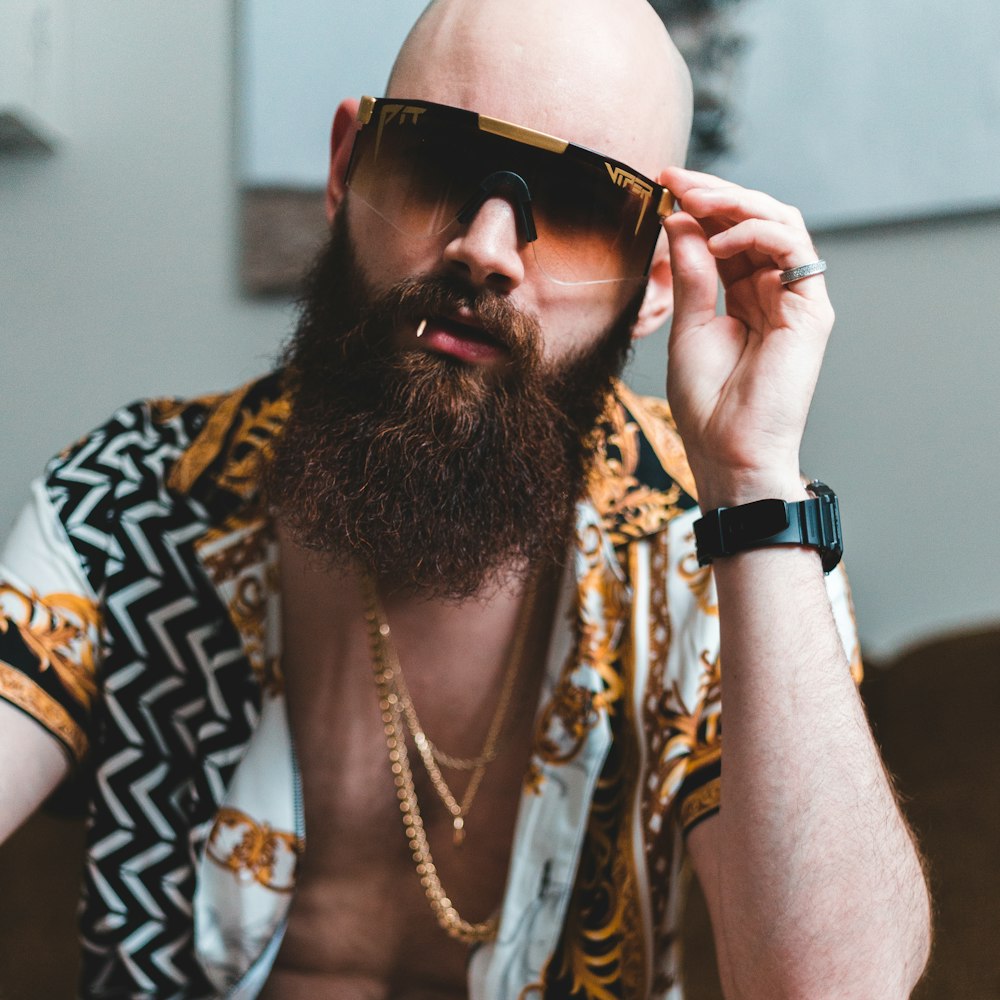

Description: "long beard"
264 209 643 599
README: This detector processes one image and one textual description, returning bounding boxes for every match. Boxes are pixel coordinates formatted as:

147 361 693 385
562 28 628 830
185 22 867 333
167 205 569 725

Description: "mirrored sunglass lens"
530 163 655 283
348 121 477 237
348 107 658 283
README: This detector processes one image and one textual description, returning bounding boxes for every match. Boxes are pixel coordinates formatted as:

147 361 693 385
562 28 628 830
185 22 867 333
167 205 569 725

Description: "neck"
276 520 561 710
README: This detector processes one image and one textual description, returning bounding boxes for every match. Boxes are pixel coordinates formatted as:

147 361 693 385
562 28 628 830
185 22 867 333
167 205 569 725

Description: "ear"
631 229 675 340
325 97 361 224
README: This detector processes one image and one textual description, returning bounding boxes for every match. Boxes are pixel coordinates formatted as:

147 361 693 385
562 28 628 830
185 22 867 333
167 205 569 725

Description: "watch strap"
694 480 843 573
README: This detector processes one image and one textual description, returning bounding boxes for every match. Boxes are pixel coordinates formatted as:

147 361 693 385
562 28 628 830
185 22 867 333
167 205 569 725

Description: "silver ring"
779 259 827 285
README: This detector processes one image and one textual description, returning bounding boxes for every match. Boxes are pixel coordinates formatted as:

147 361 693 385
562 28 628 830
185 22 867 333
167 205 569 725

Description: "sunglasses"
344 96 673 286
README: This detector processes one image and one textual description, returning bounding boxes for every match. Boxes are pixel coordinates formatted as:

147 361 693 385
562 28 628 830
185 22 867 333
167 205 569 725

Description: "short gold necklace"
390 664 506 845
360 571 540 944
386 583 534 844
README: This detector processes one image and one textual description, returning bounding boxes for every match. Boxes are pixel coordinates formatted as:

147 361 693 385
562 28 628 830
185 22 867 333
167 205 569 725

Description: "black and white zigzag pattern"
48 400 262 998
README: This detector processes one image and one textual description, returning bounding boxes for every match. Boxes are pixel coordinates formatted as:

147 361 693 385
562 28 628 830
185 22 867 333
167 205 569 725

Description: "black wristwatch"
693 480 843 574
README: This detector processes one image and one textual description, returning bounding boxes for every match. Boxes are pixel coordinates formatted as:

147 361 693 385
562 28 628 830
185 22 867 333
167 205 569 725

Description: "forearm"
660 166 931 995
704 546 930 999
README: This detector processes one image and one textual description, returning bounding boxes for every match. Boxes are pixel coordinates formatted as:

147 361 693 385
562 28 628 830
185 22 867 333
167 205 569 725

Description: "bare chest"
262 629 540 998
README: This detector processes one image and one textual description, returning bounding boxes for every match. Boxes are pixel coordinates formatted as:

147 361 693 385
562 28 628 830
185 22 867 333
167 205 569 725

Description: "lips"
414 315 508 364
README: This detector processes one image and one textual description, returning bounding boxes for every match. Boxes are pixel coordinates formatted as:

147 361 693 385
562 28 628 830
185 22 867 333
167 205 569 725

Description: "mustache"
350 272 543 368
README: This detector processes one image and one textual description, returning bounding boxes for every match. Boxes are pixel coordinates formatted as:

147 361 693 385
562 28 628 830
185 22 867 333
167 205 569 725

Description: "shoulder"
613 382 698 502
46 372 287 513
35 373 286 589
586 381 699 545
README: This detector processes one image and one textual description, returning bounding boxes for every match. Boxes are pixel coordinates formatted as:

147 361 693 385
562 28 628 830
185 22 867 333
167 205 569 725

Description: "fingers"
662 168 799 223
660 165 735 195
660 166 822 289
708 219 817 272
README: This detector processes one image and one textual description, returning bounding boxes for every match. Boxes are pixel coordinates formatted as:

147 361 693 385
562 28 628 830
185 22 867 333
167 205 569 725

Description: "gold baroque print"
534 678 603 765
678 541 719 616
640 533 674 852
225 569 275 692
679 776 721 830
197 514 281 693
0 661 88 761
213 395 290 501
651 649 721 810
168 381 290 502
149 392 222 426
647 532 672 679
607 545 650 999
575 620 623 711
227 572 271 687
577 517 629 702
528 504 627 781
577 571 627 707
537 524 640 997
522 759 545 795
697 649 722 741
586 395 684 548
612 383 698 500
201 524 272 586
545 740 630 998
526 512 627 776
638 533 682 988
0 586 99 711
205 806 302 892
577 522 604 566
169 384 255 496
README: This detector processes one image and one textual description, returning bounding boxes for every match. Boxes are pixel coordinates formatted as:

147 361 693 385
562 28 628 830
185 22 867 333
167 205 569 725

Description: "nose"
442 196 528 291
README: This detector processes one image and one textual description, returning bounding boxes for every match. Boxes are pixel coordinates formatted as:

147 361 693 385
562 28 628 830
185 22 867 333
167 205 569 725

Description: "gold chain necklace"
406 687 507 772
386 585 535 844
390 666 492 845
359 570 542 944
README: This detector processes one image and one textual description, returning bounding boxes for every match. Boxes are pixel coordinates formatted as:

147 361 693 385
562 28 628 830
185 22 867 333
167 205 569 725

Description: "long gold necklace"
360 571 540 944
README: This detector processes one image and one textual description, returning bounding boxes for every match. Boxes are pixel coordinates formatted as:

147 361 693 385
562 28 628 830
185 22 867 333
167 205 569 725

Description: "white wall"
2 1 998 658
0 1 294 525
631 207 1000 658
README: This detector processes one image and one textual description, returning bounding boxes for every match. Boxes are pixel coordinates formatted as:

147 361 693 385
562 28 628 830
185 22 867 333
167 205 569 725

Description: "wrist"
693 469 807 511
693 480 844 574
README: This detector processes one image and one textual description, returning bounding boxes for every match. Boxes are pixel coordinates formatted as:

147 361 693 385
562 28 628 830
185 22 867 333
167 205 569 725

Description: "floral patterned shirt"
0 372 861 998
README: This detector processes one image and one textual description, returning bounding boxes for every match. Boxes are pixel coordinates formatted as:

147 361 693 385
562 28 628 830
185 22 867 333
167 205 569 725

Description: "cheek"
535 285 633 365
345 199 440 290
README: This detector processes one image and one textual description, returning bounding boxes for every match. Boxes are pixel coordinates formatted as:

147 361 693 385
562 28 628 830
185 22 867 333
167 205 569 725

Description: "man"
0 0 930 996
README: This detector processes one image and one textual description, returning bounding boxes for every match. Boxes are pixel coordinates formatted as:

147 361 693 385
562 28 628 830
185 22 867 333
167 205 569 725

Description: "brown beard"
264 207 644 599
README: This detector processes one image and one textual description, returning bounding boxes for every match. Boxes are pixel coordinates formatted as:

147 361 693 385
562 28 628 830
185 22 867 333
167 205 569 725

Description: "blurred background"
1 1 998 997
2 0 998 658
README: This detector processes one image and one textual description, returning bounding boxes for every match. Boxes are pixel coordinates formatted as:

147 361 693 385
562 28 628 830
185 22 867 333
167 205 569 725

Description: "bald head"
387 0 693 176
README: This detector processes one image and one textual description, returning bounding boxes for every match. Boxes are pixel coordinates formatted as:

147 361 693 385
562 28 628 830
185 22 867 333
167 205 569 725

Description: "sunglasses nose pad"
456 170 538 244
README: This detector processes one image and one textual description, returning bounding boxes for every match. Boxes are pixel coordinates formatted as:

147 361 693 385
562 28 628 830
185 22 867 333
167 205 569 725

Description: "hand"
660 166 835 509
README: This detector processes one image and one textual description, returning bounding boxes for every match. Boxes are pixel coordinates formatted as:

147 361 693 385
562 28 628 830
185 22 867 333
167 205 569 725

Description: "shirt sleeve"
665 511 863 836
0 478 101 763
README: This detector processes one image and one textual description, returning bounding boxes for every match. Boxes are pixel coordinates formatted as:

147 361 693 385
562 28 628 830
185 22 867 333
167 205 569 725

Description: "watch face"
724 499 790 541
